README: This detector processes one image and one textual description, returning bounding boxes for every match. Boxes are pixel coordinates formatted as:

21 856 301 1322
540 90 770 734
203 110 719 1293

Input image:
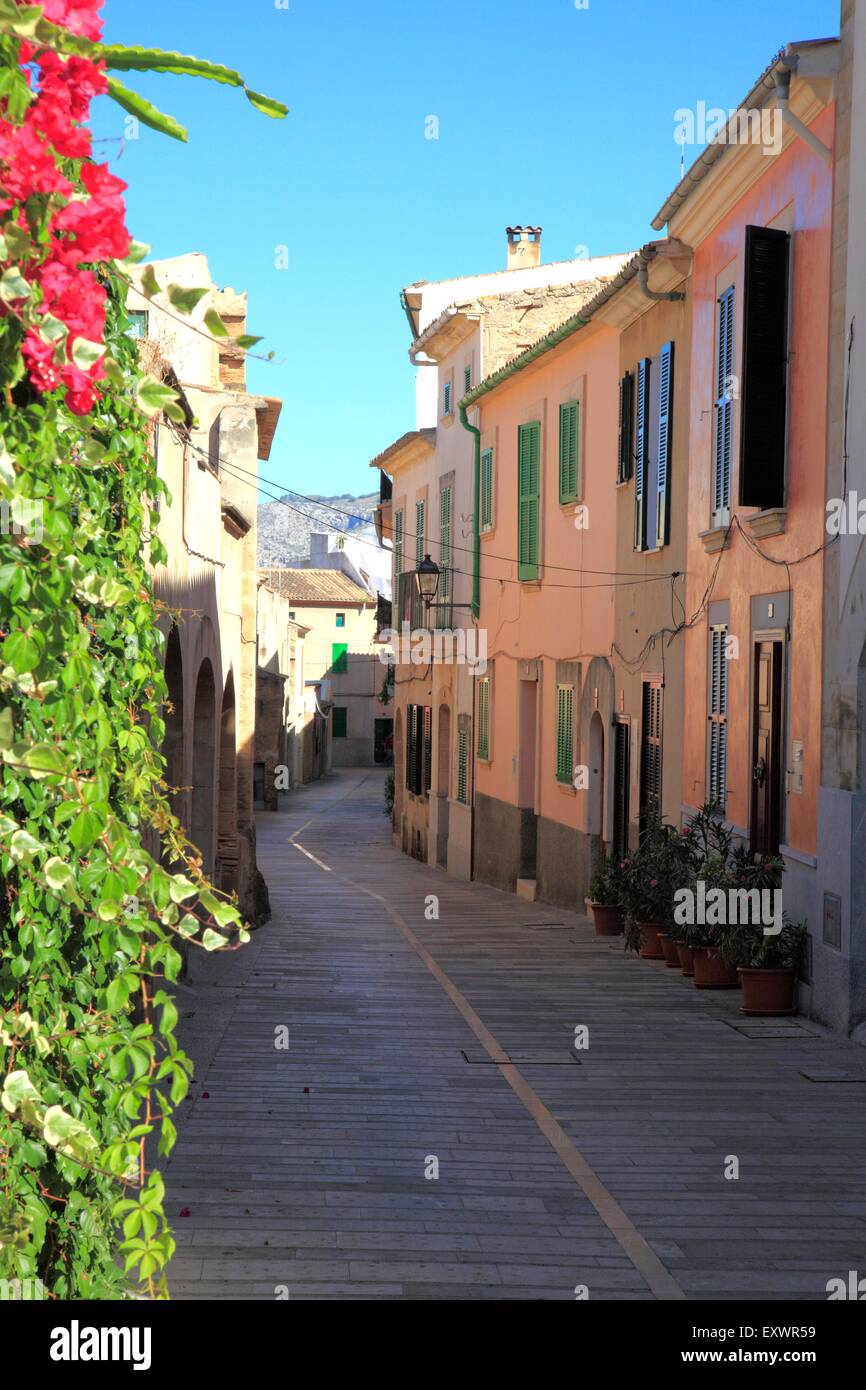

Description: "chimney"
506 225 542 270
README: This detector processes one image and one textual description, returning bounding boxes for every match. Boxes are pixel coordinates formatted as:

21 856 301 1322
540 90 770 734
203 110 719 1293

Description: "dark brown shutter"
406 704 416 791
740 225 789 509
612 719 630 859
656 342 674 547
618 370 634 482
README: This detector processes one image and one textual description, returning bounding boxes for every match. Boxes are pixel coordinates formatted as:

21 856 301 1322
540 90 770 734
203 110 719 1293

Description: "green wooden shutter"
656 341 674 548
477 677 490 760
439 485 451 607
618 370 634 482
634 358 650 550
517 421 540 580
415 498 425 563
556 684 574 783
464 364 471 395
422 705 432 794
331 642 348 675
713 287 734 517
332 706 347 738
457 728 468 804
394 508 404 599
480 447 494 531
708 626 728 807
443 380 452 416
558 401 579 503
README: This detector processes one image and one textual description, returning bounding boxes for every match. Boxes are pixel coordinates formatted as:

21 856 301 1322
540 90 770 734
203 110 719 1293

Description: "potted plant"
586 856 625 936
734 918 807 1016
622 820 686 960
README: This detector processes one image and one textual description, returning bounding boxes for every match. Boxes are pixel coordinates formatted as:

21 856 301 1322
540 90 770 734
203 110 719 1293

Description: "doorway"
518 678 538 877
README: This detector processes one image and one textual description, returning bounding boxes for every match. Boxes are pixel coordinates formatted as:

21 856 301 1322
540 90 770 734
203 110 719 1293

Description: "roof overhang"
254 396 282 460
369 428 436 477
652 39 840 241
411 306 480 361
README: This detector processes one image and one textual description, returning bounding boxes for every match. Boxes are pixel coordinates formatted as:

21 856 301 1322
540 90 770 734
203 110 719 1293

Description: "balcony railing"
396 572 453 632
375 593 392 638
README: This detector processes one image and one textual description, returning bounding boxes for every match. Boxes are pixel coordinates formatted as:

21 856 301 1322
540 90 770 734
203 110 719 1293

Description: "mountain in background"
257 491 378 567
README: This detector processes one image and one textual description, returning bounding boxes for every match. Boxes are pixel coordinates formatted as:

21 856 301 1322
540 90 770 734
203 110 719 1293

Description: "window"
555 684 574 784
394 507 404 590
558 401 579 504
617 370 634 482
127 309 148 339
633 357 650 549
457 727 470 804
639 680 663 833
708 625 728 807
415 498 425 564
406 704 432 794
439 485 451 616
477 677 490 760
712 285 735 523
464 364 471 395
517 421 540 580
336 613 345 628
633 344 675 551
740 225 790 509
480 447 494 531
332 707 347 738
332 642 348 675
443 380 452 417
289 611 295 620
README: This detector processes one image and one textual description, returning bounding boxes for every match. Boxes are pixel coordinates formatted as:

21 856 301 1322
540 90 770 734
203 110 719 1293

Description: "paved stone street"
165 770 866 1300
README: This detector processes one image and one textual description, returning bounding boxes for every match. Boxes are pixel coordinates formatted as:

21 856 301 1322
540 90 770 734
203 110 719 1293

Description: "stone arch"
190 658 216 876
218 671 238 894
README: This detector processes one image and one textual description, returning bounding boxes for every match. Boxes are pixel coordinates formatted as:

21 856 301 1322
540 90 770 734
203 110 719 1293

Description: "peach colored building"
653 41 838 1006
464 311 622 907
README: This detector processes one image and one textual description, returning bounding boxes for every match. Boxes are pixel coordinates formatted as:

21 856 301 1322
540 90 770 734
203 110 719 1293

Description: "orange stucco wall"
682 105 835 856
476 321 620 835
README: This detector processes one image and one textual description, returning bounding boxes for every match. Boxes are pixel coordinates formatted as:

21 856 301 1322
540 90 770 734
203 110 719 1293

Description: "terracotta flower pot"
676 943 695 977
738 966 797 1016
658 933 681 968
637 921 665 959
589 903 624 937
693 946 740 989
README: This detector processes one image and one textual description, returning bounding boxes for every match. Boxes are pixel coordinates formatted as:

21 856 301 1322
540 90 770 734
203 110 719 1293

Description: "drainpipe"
774 59 832 164
637 246 685 303
458 400 481 621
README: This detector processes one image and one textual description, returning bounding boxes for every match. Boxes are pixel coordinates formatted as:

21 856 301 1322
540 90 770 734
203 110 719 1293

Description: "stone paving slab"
165 769 866 1300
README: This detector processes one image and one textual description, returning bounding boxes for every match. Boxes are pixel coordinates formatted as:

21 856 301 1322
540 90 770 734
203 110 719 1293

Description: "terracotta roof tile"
258 568 374 605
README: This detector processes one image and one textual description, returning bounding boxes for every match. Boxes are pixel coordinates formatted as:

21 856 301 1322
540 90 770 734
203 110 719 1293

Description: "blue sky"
94 0 840 499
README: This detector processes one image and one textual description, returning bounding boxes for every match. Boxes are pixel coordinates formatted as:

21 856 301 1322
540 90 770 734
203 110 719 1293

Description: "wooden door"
750 640 783 856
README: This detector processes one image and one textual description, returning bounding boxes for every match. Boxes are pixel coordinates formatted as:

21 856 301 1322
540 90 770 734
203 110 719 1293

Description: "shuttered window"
634 358 650 550
443 380 452 416
555 684 574 784
406 704 431 794
639 681 663 832
618 370 634 482
558 400 579 503
708 625 728 808
394 507 404 581
439 485 451 608
477 677 490 760
331 642 348 675
740 225 789 510
464 364 471 395
457 727 469 804
517 421 540 580
480 447 494 532
415 498 425 564
332 706 347 738
656 341 674 547
713 286 735 521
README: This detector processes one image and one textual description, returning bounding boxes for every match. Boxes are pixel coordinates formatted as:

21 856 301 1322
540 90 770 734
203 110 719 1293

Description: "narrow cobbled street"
164 771 866 1301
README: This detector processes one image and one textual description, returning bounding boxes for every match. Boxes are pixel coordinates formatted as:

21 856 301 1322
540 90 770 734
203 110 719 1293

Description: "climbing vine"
0 0 285 1298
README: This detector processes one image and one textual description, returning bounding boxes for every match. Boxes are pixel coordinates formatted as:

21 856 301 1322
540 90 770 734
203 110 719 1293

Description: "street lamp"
414 553 473 613
414 553 440 605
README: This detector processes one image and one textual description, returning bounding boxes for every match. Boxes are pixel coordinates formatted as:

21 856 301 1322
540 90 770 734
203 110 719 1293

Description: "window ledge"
556 779 576 796
744 506 787 539
699 524 731 555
